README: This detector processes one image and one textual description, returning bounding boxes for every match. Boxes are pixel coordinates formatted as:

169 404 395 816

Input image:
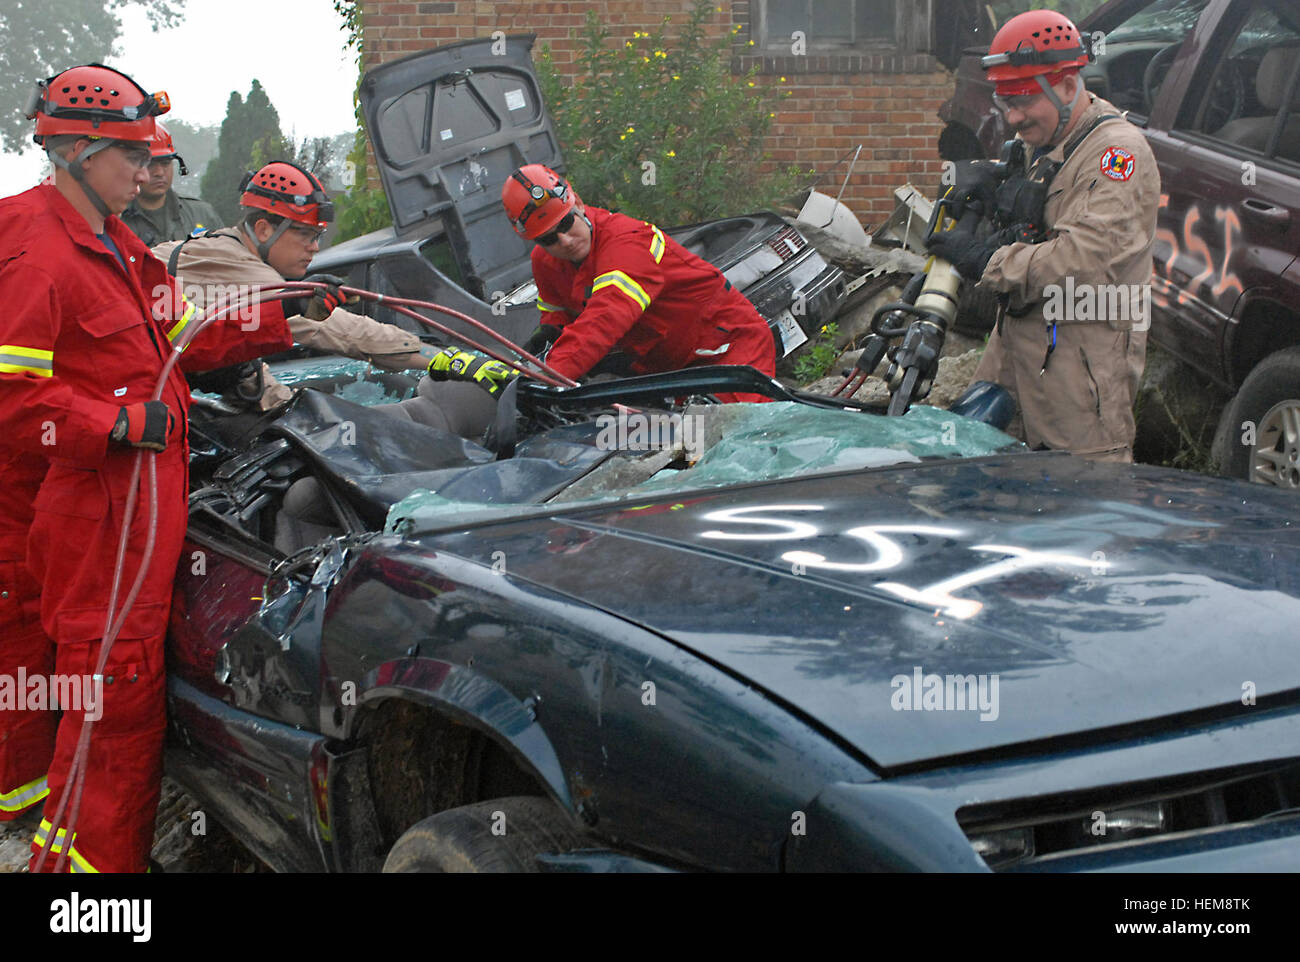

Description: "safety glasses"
287 224 326 244
992 90 1046 114
535 211 577 246
113 143 154 169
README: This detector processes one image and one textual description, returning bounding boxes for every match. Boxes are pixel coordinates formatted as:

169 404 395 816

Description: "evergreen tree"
163 119 219 193
0 0 186 153
201 80 289 224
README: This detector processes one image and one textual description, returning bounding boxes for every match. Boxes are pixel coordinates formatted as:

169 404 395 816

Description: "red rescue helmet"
502 164 575 240
239 160 333 228
26 63 169 144
149 121 188 174
982 10 1093 97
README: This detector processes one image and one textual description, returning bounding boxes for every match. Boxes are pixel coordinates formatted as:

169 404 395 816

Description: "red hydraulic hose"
832 369 867 398
37 282 557 871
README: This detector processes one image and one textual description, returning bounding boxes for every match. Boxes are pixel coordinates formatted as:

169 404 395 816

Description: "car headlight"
968 826 1034 867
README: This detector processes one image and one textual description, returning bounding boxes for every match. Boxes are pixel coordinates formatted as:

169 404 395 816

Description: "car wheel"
381 796 586 872
1215 347 1300 489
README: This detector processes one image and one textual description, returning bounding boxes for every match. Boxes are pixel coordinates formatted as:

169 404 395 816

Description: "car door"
1146 0 1300 384
170 449 352 732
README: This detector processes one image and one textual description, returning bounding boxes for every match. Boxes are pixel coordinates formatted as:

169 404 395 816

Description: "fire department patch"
1100 146 1136 181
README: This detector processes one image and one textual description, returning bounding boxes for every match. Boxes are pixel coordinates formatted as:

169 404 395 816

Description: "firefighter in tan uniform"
155 161 433 408
931 9 1160 462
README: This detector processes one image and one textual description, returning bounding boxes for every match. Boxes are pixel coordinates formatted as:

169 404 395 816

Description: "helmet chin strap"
240 216 293 265
45 139 116 220
1037 73 1086 146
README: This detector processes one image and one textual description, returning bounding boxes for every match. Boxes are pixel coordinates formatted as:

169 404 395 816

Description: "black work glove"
946 159 1000 219
283 273 355 321
1002 222 1043 245
426 347 521 398
110 401 175 451
521 323 562 356
926 224 1012 282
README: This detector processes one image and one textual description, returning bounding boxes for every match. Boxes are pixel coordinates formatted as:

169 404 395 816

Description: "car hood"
422 454 1300 769
358 33 561 301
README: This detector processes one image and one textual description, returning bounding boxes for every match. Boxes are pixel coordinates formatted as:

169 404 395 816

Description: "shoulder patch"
1100 146 1136 182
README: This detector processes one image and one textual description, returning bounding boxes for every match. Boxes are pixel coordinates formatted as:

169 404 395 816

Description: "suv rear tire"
1214 347 1300 489
382 796 586 872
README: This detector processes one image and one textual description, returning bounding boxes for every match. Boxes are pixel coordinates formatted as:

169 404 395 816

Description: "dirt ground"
0 777 271 873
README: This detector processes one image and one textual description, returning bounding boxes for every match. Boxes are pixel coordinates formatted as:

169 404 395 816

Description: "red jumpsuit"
0 453 53 822
533 206 776 403
0 185 293 872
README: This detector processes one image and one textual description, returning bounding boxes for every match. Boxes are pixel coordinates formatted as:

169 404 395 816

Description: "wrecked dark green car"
166 361 1300 872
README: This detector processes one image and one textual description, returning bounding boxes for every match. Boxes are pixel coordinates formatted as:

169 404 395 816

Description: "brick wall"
361 1 951 226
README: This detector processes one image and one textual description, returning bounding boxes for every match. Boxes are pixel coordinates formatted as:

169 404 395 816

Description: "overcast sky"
1 0 359 187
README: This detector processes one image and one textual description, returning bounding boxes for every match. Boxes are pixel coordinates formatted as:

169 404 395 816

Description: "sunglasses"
535 211 577 246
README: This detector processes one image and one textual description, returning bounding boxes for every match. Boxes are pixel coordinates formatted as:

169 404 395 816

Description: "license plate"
774 308 809 356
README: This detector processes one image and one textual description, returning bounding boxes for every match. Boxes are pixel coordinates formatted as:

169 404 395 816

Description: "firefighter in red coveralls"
0 64 297 872
499 164 777 403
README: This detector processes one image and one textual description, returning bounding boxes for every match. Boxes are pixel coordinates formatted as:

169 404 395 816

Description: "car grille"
957 760 1300 870
765 225 808 261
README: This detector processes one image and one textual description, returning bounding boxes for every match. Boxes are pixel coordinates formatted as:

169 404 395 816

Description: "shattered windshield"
1108 0 1212 43
386 401 1022 534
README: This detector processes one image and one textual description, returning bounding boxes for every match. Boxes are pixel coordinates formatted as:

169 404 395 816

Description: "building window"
753 0 930 53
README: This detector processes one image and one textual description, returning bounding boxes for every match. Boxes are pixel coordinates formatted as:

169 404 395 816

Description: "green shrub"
793 323 841 384
537 1 807 226
333 180 392 242
330 0 394 244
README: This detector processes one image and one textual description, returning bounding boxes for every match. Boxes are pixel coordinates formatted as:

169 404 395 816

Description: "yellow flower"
655 50 666 58
672 74 680 80
748 39 754 46
643 56 650 62
620 134 627 141
769 112 775 118
666 150 676 157
780 76 787 82
747 81 755 87
625 41 633 48
625 126 635 133
820 325 828 334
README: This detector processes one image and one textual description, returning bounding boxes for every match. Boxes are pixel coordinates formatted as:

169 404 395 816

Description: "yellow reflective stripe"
536 297 567 314
0 344 54 377
591 270 650 311
647 225 665 264
33 819 97 870
0 775 49 813
34 818 72 854
165 297 196 345
68 846 99 873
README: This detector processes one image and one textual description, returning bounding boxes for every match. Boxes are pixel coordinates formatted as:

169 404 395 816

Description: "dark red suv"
940 0 1300 490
